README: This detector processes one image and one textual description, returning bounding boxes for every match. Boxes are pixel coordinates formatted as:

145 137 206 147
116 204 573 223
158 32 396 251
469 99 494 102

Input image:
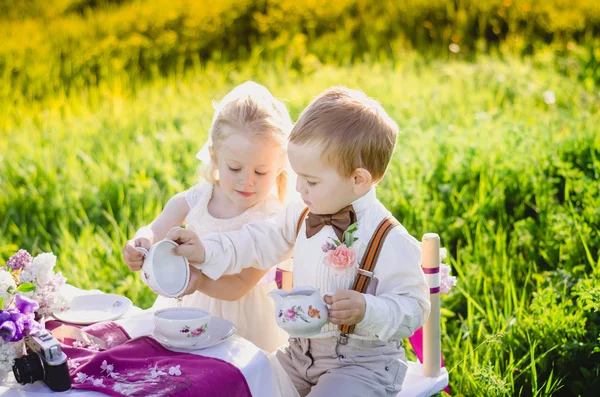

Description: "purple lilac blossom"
0 311 10 323
0 319 16 343
0 303 43 343
440 264 457 294
321 240 336 253
15 295 39 315
5 249 32 271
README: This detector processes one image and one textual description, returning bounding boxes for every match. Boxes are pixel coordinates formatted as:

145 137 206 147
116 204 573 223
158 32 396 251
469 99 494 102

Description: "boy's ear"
352 168 372 195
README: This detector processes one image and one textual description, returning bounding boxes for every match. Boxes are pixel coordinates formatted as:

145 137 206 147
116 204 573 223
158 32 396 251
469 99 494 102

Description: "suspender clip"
338 333 349 345
357 269 373 278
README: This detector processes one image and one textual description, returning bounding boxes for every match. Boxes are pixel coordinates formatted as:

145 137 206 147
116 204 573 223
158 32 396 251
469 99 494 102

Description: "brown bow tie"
305 205 357 241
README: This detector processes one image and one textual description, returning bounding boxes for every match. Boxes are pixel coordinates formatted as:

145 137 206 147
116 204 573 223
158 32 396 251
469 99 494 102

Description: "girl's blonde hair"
203 82 293 202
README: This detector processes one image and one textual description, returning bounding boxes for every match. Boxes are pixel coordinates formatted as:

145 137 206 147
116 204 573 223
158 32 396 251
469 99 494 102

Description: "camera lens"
13 353 45 385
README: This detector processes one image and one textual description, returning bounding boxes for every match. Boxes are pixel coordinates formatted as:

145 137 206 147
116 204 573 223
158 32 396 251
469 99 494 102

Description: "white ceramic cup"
154 307 211 344
137 239 190 298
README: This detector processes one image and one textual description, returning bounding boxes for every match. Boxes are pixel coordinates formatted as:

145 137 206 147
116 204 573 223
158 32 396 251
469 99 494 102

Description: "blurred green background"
1 0 599 395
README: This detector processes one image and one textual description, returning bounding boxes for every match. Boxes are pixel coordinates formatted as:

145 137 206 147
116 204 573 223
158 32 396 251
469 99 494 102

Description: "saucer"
53 294 132 325
152 317 236 351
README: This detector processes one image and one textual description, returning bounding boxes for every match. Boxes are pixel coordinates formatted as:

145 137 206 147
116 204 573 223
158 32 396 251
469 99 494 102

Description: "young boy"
167 87 430 396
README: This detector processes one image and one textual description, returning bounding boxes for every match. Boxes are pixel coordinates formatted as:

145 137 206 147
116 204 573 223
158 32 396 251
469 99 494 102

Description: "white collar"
350 187 377 215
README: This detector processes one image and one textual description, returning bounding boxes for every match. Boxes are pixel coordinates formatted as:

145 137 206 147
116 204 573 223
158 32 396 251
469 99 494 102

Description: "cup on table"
137 239 190 298
154 308 211 344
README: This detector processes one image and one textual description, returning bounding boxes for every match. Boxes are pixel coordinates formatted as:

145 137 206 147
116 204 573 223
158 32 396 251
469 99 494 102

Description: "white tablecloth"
0 286 279 397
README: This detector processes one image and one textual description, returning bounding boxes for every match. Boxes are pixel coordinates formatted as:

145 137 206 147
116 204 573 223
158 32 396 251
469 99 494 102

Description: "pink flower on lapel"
325 245 357 274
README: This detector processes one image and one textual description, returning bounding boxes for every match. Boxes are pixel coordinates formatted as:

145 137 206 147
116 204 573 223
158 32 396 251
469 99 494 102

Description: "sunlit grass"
1 56 599 395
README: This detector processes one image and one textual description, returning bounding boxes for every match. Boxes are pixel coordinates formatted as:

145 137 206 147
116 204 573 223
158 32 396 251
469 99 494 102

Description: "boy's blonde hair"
205 82 293 202
289 86 398 183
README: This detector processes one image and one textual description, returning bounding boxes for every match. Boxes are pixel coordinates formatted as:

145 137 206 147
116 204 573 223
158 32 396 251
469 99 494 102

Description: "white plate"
53 294 133 325
152 317 236 351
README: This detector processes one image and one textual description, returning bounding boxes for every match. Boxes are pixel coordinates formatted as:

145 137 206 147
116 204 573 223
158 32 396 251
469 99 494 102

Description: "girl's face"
213 131 283 210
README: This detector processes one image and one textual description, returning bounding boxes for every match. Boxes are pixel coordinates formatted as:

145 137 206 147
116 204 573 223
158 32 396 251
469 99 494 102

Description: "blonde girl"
123 81 293 352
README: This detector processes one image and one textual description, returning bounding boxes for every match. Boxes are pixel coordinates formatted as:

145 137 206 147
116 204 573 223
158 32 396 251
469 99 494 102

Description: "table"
0 286 285 397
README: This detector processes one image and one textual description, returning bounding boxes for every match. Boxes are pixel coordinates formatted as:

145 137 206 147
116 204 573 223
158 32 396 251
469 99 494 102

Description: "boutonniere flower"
322 222 359 275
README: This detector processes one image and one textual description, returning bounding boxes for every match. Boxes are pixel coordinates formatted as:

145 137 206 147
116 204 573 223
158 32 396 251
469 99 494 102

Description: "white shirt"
201 188 431 342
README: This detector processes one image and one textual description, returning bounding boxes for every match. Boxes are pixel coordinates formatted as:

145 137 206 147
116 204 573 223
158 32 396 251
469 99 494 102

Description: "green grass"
1 56 599 396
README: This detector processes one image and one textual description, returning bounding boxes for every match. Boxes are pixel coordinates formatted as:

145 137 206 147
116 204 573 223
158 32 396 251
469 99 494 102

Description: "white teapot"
268 286 329 337
137 239 190 298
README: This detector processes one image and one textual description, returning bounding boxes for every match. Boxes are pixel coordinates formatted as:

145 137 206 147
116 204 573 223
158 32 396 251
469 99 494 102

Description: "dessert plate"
53 294 132 325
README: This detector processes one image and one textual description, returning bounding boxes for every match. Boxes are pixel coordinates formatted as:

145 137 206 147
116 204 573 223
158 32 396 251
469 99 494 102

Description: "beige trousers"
276 337 407 397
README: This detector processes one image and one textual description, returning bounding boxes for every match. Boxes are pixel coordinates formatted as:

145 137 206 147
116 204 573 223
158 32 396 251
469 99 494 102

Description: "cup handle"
323 292 334 305
135 247 149 257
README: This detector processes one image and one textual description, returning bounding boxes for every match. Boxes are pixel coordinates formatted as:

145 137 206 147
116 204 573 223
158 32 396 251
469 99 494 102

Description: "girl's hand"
166 227 206 265
324 289 366 325
122 237 152 271
181 265 206 296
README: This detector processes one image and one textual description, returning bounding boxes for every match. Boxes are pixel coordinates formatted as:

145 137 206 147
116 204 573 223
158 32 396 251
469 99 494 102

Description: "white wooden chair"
397 233 449 397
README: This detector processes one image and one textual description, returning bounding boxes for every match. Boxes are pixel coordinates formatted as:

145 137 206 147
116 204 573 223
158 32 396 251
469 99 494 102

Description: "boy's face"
288 142 358 215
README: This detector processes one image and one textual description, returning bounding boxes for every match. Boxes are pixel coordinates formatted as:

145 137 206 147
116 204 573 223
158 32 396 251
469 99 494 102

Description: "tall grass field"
1 1 600 396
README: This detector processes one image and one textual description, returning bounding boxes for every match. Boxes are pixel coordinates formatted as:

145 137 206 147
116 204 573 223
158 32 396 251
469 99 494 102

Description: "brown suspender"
296 207 311 237
339 216 398 339
296 208 399 341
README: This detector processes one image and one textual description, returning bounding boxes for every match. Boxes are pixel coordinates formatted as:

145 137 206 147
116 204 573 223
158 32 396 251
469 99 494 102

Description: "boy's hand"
165 227 206 265
181 265 206 296
324 290 366 325
122 238 152 271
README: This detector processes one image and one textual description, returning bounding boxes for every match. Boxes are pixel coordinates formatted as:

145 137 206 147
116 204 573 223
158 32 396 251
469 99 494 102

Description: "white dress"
152 181 291 353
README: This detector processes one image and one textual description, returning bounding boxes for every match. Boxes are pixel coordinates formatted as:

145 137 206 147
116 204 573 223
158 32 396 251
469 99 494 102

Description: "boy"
167 87 430 396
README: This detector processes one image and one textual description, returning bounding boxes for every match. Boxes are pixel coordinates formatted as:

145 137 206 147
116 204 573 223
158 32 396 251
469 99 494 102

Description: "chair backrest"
421 233 442 377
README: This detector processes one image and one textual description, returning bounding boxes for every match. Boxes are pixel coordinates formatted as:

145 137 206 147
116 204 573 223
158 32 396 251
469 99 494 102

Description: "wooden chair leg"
422 233 441 378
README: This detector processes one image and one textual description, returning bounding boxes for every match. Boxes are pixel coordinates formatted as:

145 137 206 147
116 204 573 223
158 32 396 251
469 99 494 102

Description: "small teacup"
154 308 211 344
137 239 190 298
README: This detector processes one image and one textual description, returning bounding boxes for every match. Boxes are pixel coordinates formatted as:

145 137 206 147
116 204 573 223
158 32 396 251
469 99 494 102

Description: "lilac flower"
15 295 39 315
5 250 32 272
150 364 166 378
440 263 457 294
8 311 25 340
0 319 16 343
321 240 336 253
101 360 114 374
75 373 88 383
67 359 80 369
0 304 42 343
0 311 10 323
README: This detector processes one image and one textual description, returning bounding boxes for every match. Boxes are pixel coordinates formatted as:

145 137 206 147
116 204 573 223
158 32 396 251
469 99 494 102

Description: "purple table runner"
47 321 252 397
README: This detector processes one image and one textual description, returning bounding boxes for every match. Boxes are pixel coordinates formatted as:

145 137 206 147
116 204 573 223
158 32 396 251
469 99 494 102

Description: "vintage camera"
12 330 71 392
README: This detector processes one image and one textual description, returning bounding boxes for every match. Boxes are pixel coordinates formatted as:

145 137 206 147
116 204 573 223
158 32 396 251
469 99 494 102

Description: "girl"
122 81 293 353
